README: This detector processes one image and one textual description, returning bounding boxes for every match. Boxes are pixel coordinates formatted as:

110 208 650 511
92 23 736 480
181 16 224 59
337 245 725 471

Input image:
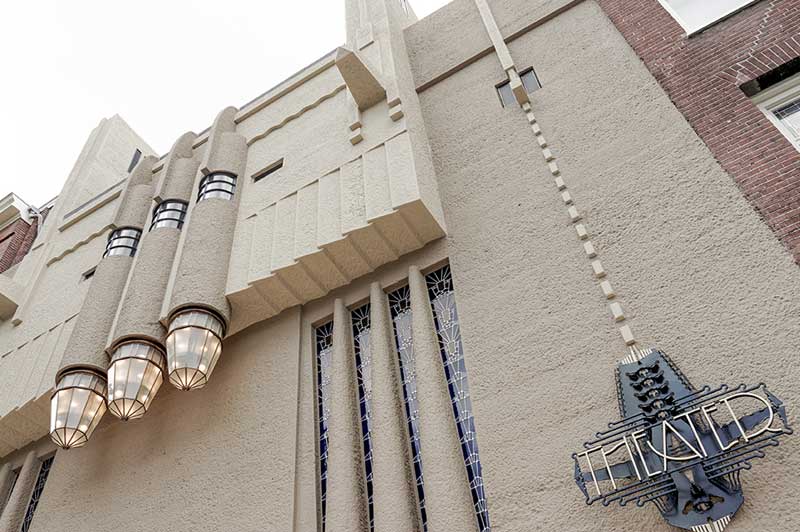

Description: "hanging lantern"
165 309 224 391
50 370 108 449
107 341 166 420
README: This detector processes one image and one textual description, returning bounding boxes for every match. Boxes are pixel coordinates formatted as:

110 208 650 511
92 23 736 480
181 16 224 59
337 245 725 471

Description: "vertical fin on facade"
167 106 247 326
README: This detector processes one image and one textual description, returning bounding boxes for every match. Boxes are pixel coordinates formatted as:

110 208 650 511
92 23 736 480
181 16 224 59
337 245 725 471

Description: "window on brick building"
658 0 760 35
753 73 800 152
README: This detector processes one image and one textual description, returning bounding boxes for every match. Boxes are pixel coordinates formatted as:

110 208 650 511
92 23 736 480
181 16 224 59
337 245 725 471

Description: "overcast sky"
0 0 449 207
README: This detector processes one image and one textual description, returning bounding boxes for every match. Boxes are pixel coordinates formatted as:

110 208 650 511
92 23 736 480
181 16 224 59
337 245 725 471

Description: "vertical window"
103 228 142 258
20 456 54 532
388 286 427 529
496 67 541 108
519 68 541 94
315 322 334 531
426 265 490 532
754 73 800 152
127 148 142 173
197 172 237 202
351 304 375 531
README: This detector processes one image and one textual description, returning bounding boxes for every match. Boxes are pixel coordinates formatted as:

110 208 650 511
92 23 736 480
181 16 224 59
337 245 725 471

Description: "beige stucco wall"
414 1 800 531
30 307 303 532
0 116 151 457
2 1 799 532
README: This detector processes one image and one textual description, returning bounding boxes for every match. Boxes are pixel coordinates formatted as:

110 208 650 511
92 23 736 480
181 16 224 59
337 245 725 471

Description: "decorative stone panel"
227 130 445 334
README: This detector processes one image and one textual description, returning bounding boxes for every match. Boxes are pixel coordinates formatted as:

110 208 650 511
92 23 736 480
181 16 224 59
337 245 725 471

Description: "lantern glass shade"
165 309 224 391
107 342 166 420
50 371 107 449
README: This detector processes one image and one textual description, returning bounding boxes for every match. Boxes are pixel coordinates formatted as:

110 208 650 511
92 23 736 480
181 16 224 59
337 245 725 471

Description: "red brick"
598 0 800 264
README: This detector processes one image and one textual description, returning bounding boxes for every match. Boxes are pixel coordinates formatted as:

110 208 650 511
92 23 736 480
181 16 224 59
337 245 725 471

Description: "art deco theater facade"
0 1 798 531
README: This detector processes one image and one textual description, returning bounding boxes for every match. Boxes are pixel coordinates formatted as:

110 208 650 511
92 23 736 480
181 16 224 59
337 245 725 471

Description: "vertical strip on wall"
351 304 375 531
1 467 19 515
425 265 491 532
20 456 54 532
388 286 428 530
315 322 334 531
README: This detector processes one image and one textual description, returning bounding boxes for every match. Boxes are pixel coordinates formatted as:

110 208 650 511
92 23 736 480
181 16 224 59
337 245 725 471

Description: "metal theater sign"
572 347 792 532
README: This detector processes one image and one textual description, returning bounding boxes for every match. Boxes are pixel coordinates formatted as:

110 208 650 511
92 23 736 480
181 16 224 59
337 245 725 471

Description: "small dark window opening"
253 158 284 183
741 57 800 97
82 267 97 282
496 67 542 107
128 149 143 173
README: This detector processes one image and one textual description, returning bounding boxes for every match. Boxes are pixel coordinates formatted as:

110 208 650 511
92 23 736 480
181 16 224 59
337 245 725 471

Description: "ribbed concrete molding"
368 283 421 531
168 108 246 325
227 131 445 335
325 299 369 532
408 266 476 532
0 451 37 532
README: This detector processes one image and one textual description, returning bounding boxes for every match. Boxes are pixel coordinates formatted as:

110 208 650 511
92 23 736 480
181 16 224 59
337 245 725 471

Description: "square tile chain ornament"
512 86 793 532
572 347 792 532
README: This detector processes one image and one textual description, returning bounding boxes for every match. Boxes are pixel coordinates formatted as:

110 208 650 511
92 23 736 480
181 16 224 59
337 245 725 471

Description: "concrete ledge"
226 130 445 335
0 275 23 320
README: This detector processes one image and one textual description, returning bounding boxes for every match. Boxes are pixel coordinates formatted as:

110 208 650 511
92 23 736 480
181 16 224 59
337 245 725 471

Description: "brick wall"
597 0 800 263
0 211 43 273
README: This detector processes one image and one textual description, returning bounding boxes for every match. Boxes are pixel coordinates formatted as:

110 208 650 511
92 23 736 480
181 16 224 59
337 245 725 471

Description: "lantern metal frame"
106 339 167 421
49 368 108 450
165 307 226 391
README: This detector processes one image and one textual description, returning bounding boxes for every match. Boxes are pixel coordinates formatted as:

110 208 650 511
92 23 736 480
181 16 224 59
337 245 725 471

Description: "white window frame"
753 73 800 152
657 0 761 36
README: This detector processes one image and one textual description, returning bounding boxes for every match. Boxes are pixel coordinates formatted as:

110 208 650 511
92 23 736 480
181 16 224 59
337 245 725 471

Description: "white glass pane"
664 0 756 33
774 99 800 140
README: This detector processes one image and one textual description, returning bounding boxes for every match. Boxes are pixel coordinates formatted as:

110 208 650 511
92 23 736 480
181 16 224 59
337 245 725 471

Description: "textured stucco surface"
3 2 800 531
405 0 575 90
0 451 38 532
57 256 134 375
415 1 800 531
168 198 237 324
155 132 198 202
111 228 180 345
168 109 245 326
32 308 302 532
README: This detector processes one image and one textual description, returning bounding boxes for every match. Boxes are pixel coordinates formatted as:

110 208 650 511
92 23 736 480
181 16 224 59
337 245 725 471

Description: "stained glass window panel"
426 265 491 532
20 456 54 532
351 304 375 531
388 286 427 530
315 322 334 531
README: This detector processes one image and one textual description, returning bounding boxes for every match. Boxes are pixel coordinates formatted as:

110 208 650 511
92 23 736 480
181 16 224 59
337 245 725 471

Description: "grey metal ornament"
573 348 792 531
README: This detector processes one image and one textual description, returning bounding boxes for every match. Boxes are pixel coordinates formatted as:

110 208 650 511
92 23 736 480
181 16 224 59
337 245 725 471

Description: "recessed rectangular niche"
252 158 284 183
